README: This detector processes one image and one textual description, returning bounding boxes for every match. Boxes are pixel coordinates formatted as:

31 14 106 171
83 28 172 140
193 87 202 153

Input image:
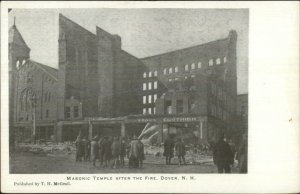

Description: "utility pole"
31 94 38 144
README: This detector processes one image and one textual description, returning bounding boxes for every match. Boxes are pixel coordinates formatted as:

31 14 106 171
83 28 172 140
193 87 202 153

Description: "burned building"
141 30 238 142
9 14 238 143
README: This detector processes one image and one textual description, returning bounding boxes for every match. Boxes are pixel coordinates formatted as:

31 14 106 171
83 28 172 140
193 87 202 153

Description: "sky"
9 9 248 94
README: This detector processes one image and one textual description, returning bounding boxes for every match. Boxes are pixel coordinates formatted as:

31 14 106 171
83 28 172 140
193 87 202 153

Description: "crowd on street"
74 133 248 173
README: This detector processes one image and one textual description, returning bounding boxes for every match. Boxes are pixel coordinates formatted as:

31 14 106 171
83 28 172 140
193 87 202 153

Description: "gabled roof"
28 60 58 81
9 24 30 49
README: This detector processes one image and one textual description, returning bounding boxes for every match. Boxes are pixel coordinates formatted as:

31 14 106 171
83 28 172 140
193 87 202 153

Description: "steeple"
9 21 30 50
9 18 30 71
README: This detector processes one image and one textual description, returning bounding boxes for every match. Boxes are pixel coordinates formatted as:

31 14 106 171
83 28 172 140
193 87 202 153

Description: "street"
10 151 239 174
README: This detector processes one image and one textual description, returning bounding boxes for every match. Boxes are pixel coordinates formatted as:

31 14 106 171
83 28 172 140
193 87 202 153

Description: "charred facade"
9 14 239 143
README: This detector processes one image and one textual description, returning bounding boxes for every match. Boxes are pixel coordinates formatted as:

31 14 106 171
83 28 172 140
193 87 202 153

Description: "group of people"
212 133 248 173
75 133 248 173
163 137 186 166
75 135 145 169
163 134 248 174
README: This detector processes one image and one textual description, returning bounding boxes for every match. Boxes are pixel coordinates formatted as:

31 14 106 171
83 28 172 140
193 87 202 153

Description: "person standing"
111 136 121 169
163 135 175 165
75 135 84 162
90 136 99 167
129 135 143 168
137 138 145 168
236 134 248 173
102 136 112 168
83 137 91 161
213 134 234 173
98 137 104 167
120 137 127 167
175 138 186 166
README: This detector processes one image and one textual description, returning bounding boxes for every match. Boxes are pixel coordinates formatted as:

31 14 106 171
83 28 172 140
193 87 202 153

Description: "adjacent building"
9 14 240 143
236 93 248 136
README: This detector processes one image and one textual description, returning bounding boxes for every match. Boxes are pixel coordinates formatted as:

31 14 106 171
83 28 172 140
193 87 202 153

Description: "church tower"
8 18 30 151
9 18 30 71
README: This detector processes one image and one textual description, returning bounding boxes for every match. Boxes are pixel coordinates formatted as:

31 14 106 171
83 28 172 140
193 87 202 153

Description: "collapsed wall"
138 123 199 145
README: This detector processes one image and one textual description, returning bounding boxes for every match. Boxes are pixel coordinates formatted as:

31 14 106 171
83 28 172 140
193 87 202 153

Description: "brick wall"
14 61 58 123
58 14 99 119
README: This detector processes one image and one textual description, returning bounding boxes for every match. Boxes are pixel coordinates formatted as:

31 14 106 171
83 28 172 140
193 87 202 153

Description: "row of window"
18 109 50 120
142 107 156 115
143 94 158 104
210 83 226 101
209 56 227 67
163 56 227 75
65 106 79 118
164 66 179 75
16 59 27 69
164 99 195 115
164 100 184 114
143 56 227 78
168 75 196 83
210 104 229 121
143 81 158 91
143 71 158 78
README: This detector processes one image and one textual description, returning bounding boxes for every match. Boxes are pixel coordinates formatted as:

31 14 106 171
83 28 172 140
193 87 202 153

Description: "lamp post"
30 93 38 144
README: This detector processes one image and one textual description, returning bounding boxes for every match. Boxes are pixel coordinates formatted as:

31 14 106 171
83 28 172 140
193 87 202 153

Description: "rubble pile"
16 142 76 156
143 143 213 165
144 145 164 156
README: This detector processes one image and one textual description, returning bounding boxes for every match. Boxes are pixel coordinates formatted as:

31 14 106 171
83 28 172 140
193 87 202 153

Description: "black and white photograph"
2 1 299 193
7 8 248 174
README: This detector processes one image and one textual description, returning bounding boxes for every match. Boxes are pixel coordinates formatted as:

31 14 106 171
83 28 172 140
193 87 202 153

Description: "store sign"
163 117 198 122
136 118 158 123
128 116 200 123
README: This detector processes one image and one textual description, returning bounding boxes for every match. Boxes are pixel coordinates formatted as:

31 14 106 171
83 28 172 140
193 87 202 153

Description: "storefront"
13 121 56 143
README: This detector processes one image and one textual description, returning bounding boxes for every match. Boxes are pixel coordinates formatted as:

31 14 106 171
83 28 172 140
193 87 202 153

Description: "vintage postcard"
1 1 299 193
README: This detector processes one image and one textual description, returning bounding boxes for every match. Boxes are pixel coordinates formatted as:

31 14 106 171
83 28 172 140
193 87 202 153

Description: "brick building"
236 93 248 136
9 14 238 143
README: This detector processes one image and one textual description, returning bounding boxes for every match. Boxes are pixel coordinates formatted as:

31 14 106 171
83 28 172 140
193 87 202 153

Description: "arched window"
168 67 173 74
149 71 152 78
143 72 147 78
163 68 167 75
198 62 202 68
143 108 147 115
148 82 152 90
20 93 26 110
154 70 158 77
191 63 195 70
16 60 20 69
21 89 34 111
174 66 178 73
216 58 221 65
148 108 152 115
154 81 158 89
148 95 152 104
153 94 157 102
209 59 214 66
185 64 189 71
223 56 227 63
